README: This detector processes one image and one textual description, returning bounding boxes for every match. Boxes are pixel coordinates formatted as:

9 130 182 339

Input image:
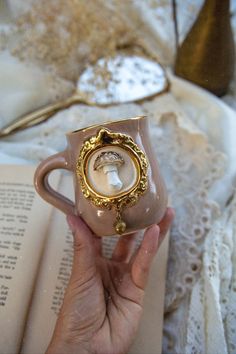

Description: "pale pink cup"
34 116 167 236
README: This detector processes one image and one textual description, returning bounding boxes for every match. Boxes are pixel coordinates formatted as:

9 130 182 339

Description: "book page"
22 173 169 354
21 174 74 354
0 165 60 354
129 233 169 354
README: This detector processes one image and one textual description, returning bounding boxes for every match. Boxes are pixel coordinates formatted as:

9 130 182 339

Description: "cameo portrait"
86 147 139 197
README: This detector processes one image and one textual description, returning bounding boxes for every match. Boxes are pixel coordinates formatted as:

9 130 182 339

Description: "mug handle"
34 151 75 215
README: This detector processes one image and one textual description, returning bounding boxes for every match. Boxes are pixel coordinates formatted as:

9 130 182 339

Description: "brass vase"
174 0 235 96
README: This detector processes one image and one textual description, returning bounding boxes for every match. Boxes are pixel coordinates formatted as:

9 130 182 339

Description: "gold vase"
174 0 235 96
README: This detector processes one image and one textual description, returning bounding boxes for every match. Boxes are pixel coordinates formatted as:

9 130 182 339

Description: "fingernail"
168 206 175 218
66 214 77 233
147 224 160 235
147 225 160 248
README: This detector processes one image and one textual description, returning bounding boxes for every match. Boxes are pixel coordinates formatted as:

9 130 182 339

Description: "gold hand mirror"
0 54 169 137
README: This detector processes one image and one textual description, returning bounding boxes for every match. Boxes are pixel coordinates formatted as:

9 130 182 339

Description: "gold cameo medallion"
76 128 148 234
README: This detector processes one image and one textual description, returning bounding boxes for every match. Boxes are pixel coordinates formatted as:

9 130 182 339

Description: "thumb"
67 214 96 279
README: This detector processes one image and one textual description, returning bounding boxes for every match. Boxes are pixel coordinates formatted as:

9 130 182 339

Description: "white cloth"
185 192 236 354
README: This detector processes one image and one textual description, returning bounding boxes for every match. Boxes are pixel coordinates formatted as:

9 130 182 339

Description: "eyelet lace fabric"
148 112 226 312
185 192 236 354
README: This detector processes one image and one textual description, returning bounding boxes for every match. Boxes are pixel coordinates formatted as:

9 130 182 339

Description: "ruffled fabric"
185 192 236 354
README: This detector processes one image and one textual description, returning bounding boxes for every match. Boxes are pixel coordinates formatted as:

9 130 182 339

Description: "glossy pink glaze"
34 116 168 236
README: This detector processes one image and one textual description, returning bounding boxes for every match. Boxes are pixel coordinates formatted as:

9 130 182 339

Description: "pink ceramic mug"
34 116 167 236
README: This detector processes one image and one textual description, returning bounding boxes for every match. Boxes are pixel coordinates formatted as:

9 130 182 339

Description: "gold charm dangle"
114 206 126 235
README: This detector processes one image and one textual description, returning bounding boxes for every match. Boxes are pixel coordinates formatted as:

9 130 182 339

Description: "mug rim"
67 115 147 136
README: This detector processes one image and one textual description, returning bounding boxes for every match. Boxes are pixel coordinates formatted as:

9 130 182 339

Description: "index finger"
158 207 175 245
131 225 160 290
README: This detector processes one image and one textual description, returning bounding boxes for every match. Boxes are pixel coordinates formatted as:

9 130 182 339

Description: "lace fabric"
1 0 135 82
144 109 226 312
185 192 236 354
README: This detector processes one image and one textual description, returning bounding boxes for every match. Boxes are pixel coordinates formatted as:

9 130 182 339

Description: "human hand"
46 208 174 354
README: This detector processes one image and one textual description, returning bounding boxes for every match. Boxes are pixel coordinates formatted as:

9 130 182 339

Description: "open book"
0 164 169 354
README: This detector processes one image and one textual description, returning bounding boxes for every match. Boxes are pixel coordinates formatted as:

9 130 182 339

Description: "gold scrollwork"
76 128 149 234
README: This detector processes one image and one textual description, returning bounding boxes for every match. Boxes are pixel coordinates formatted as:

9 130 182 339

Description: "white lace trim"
185 192 236 354
148 111 226 312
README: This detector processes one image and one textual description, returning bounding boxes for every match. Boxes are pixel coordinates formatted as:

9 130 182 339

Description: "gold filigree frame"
76 128 149 233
